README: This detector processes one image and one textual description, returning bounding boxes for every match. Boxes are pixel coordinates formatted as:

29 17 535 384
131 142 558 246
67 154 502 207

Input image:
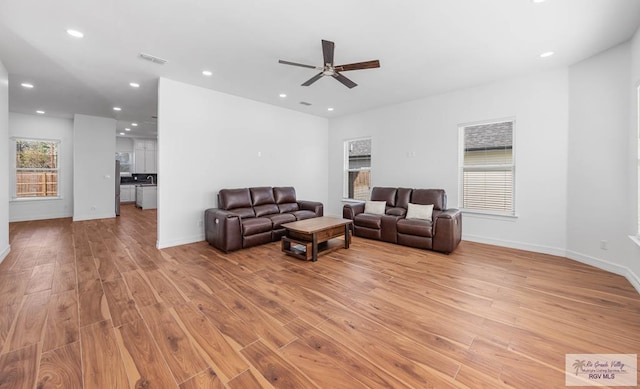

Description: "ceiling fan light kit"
279 39 380 89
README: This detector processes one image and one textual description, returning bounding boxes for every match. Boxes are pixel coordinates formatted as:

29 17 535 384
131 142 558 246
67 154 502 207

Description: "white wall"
73 114 116 221
630 26 640 287
8 113 74 221
328 69 569 255
116 136 133 152
0 60 9 263
567 42 638 288
157 78 329 248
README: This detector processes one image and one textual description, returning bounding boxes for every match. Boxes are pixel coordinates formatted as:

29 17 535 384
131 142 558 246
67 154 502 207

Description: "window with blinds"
460 120 514 215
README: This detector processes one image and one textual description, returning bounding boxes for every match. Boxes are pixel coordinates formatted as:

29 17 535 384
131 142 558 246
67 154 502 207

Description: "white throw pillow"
364 200 386 215
406 203 434 221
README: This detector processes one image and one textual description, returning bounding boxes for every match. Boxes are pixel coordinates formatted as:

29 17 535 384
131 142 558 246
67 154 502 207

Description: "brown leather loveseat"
343 187 461 253
205 186 323 252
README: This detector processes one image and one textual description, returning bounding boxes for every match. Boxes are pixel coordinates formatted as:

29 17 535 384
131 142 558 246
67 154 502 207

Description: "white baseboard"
462 234 567 257
156 233 205 249
72 213 115 222
0 244 10 265
10 211 72 222
462 234 640 295
566 250 640 294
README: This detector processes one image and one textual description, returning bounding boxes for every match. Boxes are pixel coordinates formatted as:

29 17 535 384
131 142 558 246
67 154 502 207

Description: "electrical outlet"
600 240 608 250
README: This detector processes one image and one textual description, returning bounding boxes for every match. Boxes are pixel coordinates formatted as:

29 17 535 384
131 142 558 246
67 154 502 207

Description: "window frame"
636 84 640 239
11 137 62 201
343 137 372 201
458 118 516 217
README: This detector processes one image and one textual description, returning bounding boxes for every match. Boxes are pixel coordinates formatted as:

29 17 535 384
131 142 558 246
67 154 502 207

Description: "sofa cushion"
406 203 434 221
274 186 300 213
254 204 279 217
273 186 297 203
230 207 256 219
411 189 446 210
219 188 252 210
242 217 272 236
371 187 397 207
397 219 433 237
364 200 386 215
386 207 407 217
354 213 382 229
396 188 412 209
292 210 316 221
250 187 276 206
278 203 299 213
265 213 296 228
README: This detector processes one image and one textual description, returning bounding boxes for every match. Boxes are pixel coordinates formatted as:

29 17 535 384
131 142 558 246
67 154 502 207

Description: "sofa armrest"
204 208 242 252
432 208 462 254
298 200 324 217
343 202 365 220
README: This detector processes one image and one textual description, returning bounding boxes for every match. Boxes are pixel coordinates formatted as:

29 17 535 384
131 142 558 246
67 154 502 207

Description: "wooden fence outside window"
16 171 58 197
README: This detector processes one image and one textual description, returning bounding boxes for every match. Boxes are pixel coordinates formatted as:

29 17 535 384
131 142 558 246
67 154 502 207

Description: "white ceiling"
1 0 639 138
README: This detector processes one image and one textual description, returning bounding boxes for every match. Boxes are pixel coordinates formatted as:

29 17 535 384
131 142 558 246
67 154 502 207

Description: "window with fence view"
345 138 371 201
15 139 59 198
460 120 514 214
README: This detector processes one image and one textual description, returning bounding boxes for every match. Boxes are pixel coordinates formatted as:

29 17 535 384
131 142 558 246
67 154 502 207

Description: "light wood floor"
0 204 639 388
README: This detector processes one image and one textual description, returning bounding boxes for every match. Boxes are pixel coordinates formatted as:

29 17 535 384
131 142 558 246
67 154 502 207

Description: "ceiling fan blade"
302 72 324 86
278 60 317 69
333 72 357 89
335 60 380 72
322 40 334 66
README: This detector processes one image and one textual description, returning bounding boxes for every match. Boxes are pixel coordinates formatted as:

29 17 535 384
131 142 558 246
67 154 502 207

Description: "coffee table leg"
344 224 350 249
312 233 318 262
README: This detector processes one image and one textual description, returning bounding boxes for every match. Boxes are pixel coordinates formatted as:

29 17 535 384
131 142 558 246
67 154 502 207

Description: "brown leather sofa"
343 187 462 253
205 186 323 252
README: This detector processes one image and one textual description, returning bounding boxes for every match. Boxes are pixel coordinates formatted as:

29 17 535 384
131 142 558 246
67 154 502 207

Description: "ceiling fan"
279 39 380 89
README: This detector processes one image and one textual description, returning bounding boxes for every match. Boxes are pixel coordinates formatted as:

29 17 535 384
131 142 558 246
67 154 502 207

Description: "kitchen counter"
135 185 157 209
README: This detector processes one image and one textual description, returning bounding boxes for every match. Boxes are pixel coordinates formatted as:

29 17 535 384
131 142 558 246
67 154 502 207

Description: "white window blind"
460 120 514 214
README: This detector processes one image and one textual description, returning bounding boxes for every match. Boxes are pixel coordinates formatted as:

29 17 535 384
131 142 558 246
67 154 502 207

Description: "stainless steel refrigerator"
115 160 120 216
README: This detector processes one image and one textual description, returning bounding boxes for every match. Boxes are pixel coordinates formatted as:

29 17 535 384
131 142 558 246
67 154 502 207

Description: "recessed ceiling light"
202 70 213 76
125 128 131 132
327 107 334 111
21 83 34 89
113 107 122 111
279 93 287 98
540 51 554 58
119 132 125 135
131 122 138 126
66 29 84 38
531 0 546 3
129 82 140 88
36 110 45 114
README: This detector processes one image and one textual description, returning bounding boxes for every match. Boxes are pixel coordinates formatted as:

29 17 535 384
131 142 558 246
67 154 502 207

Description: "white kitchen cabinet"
133 139 157 173
144 149 156 174
120 185 135 203
135 185 157 209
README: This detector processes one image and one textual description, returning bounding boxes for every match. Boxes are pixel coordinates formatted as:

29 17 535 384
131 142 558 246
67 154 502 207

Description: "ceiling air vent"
139 52 168 65
299 101 312 106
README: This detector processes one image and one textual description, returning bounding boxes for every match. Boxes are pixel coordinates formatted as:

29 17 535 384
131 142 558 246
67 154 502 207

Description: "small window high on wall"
344 138 371 201
459 120 515 215
13 138 60 199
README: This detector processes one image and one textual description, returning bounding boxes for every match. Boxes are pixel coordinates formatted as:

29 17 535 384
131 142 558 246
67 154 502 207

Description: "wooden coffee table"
281 216 353 262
